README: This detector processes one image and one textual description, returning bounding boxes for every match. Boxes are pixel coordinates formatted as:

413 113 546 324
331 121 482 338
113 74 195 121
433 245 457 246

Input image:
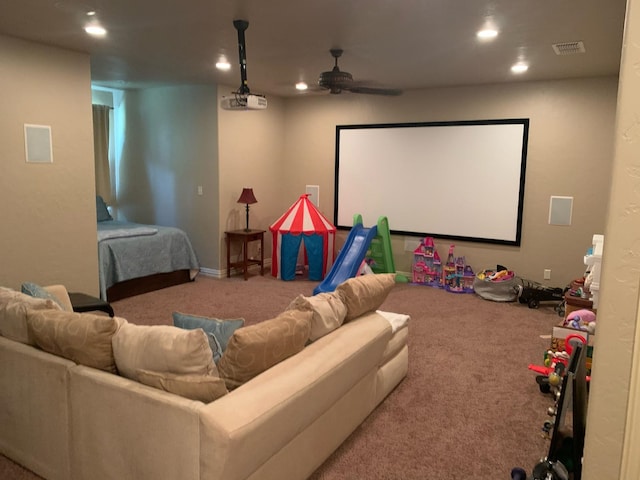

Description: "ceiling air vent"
552 41 586 55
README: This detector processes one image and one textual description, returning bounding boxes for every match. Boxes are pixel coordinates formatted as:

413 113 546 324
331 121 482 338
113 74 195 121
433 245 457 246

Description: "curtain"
92 104 112 203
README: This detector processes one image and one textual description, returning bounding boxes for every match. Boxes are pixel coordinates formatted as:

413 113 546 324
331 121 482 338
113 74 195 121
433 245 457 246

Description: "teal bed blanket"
98 220 199 300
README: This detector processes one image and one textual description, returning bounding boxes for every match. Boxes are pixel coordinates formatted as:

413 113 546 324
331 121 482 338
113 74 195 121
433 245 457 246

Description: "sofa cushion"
21 282 66 310
0 288 62 344
136 369 228 403
112 322 216 381
336 273 397 320
286 292 347 341
218 309 313 390
172 312 244 352
26 310 118 373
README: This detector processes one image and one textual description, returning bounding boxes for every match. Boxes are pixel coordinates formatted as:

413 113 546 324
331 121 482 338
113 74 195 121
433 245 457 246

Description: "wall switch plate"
544 269 551 280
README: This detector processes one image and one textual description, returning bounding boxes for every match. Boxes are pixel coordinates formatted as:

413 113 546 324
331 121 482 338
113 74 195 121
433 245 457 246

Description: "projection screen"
334 119 529 246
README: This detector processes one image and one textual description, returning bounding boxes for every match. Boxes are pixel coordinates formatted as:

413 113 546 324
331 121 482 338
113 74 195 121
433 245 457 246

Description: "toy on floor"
515 278 566 311
412 237 441 286
412 240 474 292
562 308 596 334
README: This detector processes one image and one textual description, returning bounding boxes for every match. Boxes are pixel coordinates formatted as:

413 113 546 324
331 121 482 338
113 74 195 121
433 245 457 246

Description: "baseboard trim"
199 259 272 279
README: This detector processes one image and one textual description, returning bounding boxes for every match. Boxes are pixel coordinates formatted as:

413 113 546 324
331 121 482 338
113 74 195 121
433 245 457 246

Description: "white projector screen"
335 119 529 245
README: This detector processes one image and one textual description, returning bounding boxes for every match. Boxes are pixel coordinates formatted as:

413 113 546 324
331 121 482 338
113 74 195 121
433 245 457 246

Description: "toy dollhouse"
412 239 474 292
444 256 475 293
412 237 442 286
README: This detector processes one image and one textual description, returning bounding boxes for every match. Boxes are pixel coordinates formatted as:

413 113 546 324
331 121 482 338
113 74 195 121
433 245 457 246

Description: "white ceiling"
0 0 628 97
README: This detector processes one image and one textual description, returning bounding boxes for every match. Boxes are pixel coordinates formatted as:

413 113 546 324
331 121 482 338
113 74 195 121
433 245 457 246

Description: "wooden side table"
225 229 265 280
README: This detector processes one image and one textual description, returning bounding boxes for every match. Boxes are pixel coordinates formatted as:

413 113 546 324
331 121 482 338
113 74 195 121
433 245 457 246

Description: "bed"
96 198 199 301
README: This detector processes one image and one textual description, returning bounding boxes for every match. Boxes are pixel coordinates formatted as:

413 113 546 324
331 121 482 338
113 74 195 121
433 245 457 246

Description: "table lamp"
237 188 258 231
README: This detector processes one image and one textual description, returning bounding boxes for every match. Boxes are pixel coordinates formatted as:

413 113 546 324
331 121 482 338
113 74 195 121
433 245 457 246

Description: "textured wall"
583 0 640 477
217 86 286 271
0 35 98 293
282 77 618 287
116 86 220 270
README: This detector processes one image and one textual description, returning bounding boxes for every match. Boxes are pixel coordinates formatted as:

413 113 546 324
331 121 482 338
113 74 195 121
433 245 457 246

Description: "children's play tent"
270 194 336 281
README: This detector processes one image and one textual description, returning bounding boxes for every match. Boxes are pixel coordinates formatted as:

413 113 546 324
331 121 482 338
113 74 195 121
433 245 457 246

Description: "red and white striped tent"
270 194 336 281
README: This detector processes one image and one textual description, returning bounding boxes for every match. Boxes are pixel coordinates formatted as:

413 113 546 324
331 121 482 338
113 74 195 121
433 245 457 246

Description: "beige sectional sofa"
0 275 409 480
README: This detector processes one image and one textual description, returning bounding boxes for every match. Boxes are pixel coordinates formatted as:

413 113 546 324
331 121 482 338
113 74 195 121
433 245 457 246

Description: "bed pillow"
285 292 347 341
0 287 62 344
172 312 244 352
21 282 65 310
25 310 118 373
136 369 228 403
112 323 216 381
217 309 312 390
96 195 113 222
335 273 397 320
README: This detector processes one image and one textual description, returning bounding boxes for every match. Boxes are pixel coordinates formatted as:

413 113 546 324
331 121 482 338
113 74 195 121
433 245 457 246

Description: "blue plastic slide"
313 223 378 295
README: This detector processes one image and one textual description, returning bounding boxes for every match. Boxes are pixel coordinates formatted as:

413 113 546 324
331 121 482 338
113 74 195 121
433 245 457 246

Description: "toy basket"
473 269 519 302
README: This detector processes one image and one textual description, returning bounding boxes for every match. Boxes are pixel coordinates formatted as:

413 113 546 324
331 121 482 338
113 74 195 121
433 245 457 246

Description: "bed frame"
106 269 193 302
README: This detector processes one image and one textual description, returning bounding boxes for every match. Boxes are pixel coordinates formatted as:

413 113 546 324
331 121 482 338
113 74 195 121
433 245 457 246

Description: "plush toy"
563 308 596 334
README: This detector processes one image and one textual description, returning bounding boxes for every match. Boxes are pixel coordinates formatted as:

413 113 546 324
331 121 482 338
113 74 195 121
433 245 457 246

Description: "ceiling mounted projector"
221 93 267 110
220 19 267 111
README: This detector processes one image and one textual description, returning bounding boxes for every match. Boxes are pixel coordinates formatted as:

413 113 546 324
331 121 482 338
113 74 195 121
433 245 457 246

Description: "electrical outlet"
544 269 551 280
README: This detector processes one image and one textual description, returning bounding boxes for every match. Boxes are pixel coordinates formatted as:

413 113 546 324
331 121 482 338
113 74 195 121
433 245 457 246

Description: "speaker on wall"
306 185 319 207
549 196 573 225
24 124 53 163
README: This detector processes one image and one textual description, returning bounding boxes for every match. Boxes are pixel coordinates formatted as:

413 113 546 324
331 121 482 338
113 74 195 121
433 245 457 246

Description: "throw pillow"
136 369 228 403
335 273 397 321
96 195 113 222
21 282 65 310
217 309 312 390
205 332 223 363
0 288 62 344
172 312 244 352
26 310 118 373
112 323 216 382
286 292 347 341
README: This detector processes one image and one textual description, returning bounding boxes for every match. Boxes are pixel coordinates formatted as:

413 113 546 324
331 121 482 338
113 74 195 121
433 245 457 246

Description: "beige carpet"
1 274 563 479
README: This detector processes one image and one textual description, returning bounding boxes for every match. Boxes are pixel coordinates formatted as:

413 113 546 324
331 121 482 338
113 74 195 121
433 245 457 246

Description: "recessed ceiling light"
215 60 231 71
87 11 96 16
511 63 529 74
84 24 107 36
477 29 498 40
295 82 308 91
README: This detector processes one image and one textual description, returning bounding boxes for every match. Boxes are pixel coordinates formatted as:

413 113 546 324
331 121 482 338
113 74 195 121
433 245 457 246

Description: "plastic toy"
515 278 566 310
412 237 441 286
562 308 596 334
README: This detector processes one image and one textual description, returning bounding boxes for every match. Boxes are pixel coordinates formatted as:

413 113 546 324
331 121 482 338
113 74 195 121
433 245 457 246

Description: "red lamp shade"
237 188 257 231
237 188 258 205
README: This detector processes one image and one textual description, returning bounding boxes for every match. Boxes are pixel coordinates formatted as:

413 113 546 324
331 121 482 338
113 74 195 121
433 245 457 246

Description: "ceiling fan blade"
343 85 403 96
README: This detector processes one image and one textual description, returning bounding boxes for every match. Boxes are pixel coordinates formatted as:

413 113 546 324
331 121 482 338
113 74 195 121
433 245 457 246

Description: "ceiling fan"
318 49 402 96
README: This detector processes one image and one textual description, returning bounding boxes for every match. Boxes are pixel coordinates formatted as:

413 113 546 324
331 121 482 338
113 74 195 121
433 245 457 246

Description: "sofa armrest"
43 285 73 312
198 311 392 480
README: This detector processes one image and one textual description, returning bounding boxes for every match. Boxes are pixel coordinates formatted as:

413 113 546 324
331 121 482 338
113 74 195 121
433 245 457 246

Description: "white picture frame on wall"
24 124 53 163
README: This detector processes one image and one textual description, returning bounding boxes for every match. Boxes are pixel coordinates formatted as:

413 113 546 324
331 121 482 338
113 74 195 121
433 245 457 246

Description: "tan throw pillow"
0 289 61 344
26 310 118 373
112 323 215 381
286 292 347 341
218 310 312 390
137 369 228 403
335 273 397 321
